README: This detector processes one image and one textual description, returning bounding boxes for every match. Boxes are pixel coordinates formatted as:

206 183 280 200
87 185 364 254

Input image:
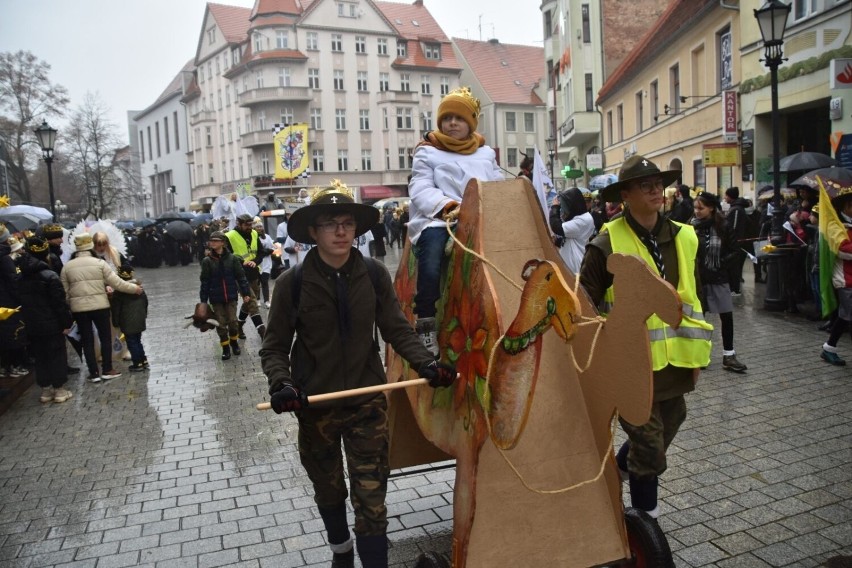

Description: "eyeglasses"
635 178 665 194
315 220 357 233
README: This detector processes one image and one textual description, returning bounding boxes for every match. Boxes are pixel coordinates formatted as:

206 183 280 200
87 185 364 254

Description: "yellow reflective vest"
601 217 712 370
226 229 258 262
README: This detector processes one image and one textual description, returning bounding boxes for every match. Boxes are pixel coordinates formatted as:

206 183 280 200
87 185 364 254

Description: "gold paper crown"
445 86 481 116
26 239 48 254
311 179 354 202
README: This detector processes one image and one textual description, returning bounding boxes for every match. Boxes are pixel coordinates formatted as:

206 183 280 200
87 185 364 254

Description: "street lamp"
33 120 58 220
55 199 67 222
754 0 791 311
545 137 556 189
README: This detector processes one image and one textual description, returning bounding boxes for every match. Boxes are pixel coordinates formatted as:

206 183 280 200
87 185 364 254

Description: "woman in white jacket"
549 187 595 274
61 233 142 383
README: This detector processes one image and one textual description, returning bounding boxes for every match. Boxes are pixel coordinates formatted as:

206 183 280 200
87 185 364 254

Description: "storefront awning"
360 185 404 200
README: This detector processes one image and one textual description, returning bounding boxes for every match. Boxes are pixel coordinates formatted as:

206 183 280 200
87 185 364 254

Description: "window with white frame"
222 52 229 71
239 157 244 178
377 38 388 55
256 70 264 88
258 110 266 130
334 70 345 90
669 64 680 113
219 125 224 145
279 67 291 87
636 91 644 133
207 62 212 80
357 71 368 92
507 148 518 168
616 104 623 142
280 107 294 124
524 112 534 132
361 150 372 171
308 68 320 89
355 36 366 54
205 126 212 147
505 111 516 132
248 158 253 176
424 43 441 60
335 108 346 130
400 73 411 92
245 113 251 131
306 32 318 50
338 2 356 17
397 41 407 57
215 58 220 75
398 147 407 169
396 107 413 129
312 149 324 172
236 118 241 135
230 159 235 180
254 33 264 53
793 0 817 20
359 109 370 130
382 108 388 129
338 150 348 171
225 85 231 105
208 27 216 45
422 110 433 131
208 163 214 183
242 76 248 92
379 73 389 92
217 90 222 109
232 48 240 65
331 34 343 52
440 76 450 95
276 30 288 49
227 121 232 142
421 75 431 95
261 153 270 174
310 108 322 130
385 148 390 169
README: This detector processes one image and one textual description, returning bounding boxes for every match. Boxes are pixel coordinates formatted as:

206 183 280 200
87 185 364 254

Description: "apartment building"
130 60 195 216
181 0 463 209
540 0 668 188
453 38 547 175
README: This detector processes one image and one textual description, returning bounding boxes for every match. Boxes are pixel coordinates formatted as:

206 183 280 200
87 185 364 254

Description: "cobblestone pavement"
0 248 849 568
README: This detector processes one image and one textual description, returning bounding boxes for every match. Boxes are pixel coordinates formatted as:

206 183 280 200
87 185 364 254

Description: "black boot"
319 504 353 567
238 319 247 339
628 475 659 518
251 314 265 338
221 345 231 361
231 340 241 356
331 548 354 568
615 441 629 481
356 534 388 568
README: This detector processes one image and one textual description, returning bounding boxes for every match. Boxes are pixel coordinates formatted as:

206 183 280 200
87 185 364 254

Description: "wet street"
0 246 849 567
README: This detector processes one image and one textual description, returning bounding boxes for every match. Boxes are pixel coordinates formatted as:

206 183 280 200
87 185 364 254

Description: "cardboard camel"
385 178 682 567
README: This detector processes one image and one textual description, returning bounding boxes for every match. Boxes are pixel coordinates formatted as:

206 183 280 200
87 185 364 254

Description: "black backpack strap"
290 262 303 329
363 257 383 345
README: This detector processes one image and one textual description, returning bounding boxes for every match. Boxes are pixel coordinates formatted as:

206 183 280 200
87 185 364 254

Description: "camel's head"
520 259 581 342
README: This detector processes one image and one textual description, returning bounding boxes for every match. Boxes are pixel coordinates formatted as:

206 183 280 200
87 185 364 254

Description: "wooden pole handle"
256 377 432 411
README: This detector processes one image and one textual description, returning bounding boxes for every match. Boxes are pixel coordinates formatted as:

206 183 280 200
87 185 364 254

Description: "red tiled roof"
251 0 301 20
597 0 716 103
208 3 252 44
375 1 461 71
453 38 544 105
181 77 201 103
249 14 299 27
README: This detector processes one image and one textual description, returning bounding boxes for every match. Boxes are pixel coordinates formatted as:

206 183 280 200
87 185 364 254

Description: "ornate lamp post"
33 120 58 220
754 0 791 310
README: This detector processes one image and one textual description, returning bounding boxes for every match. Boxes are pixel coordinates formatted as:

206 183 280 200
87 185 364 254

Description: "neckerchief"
625 210 667 279
417 130 485 155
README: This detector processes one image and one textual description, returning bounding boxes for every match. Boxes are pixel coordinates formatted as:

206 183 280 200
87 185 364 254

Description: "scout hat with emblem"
600 154 681 203
287 179 379 244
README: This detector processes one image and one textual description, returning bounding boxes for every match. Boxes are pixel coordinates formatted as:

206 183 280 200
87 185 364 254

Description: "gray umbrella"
776 152 836 173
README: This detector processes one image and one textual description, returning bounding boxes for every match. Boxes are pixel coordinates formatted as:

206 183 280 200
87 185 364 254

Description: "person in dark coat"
724 186 750 295
111 264 149 372
370 222 387 260
667 184 694 223
18 237 74 403
0 224 28 379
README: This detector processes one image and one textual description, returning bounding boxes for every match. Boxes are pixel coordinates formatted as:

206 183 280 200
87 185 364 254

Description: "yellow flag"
273 123 309 179
817 177 849 317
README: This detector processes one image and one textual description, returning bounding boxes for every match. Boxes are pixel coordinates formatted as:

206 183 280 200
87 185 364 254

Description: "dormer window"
207 27 216 45
397 41 407 57
276 30 288 49
424 43 441 60
337 1 357 18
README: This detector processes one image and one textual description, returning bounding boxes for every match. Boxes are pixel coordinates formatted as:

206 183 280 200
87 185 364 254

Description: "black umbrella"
163 220 193 241
190 213 214 228
158 211 195 222
790 167 852 199
134 218 155 228
776 152 836 173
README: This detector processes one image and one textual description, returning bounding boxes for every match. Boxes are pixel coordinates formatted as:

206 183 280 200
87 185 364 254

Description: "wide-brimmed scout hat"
287 180 379 244
600 154 681 203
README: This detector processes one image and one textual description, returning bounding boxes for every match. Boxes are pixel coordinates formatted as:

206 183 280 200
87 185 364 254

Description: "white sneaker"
40 387 55 403
53 388 73 403
9 367 28 377
87 374 102 383
264 301 271 309
101 370 122 381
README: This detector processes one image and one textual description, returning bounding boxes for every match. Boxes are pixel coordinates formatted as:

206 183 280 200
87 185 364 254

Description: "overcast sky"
1 0 542 143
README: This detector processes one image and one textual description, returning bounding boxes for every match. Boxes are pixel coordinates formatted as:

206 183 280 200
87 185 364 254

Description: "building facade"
180 0 464 210
130 61 195 216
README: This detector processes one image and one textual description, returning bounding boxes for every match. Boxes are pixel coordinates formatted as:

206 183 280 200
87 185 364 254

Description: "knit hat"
25 236 49 259
209 231 226 241
287 180 379 244
40 223 64 240
73 232 94 251
0 223 9 244
437 86 480 132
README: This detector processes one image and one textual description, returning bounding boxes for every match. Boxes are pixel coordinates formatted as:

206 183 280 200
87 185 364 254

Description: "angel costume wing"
62 219 128 268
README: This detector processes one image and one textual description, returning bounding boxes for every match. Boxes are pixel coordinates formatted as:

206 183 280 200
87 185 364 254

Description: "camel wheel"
413 551 451 568
621 507 675 568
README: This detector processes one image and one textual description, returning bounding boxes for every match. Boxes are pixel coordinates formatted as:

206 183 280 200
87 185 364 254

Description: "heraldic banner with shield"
273 123 309 180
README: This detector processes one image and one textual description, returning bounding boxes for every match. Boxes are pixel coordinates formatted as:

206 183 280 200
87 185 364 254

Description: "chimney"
413 0 423 6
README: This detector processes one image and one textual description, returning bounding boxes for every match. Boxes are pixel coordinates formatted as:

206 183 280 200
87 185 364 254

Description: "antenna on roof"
478 14 483 41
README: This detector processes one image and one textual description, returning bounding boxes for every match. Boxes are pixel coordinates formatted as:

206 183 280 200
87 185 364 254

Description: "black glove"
269 384 308 414
418 360 458 389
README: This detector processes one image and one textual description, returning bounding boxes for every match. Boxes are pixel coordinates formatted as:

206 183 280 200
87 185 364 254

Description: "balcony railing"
188 110 216 125
376 90 420 104
237 86 312 107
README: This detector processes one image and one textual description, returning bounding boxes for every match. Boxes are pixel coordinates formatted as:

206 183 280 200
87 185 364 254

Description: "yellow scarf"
419 131 485 155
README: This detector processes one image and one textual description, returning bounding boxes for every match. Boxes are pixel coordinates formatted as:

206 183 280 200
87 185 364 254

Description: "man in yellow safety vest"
580 154 712 519
226 213 266 341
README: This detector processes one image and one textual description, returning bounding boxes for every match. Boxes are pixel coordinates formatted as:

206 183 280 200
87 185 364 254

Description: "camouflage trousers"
239 280 260 316
297 395 389 536
210 301 239 345
619 395 687 480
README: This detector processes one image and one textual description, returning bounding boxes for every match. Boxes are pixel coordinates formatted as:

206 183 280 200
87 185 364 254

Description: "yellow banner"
274 123 309 179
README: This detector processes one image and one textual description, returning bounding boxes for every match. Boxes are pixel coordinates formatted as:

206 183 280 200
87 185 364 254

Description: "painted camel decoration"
385 178 683 567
